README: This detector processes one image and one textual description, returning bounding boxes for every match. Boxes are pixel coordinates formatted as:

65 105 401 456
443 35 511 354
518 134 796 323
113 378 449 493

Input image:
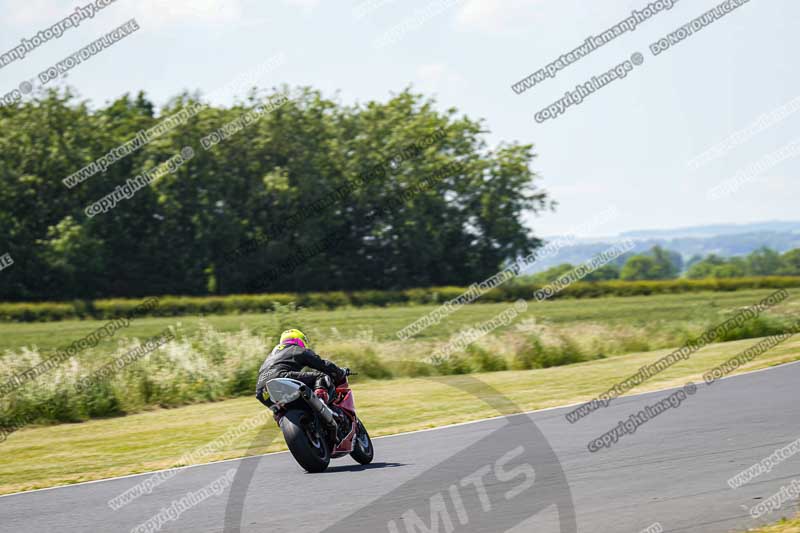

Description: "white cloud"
547 182 609 196
456 0 544 33
1 0 249 27
136 0 246 27
2 0 71 27
415 63 465 94
280 0 321 13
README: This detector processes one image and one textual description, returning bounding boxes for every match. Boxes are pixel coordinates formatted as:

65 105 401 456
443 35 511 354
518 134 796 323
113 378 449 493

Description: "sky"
0 0 797 238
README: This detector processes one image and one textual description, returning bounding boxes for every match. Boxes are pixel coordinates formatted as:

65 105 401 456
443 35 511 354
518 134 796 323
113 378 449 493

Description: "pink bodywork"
331 381 358 455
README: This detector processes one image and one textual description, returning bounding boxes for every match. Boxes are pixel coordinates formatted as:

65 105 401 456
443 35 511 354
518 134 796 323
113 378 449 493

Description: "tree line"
0 87 552 301
522 246 800 283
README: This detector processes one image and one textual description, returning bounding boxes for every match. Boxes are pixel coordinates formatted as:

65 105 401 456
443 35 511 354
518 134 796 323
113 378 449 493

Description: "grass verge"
1 335 799 496
748 516 800 532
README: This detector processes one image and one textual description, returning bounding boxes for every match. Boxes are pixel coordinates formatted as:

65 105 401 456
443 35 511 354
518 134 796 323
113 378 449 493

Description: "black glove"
337 367 351 384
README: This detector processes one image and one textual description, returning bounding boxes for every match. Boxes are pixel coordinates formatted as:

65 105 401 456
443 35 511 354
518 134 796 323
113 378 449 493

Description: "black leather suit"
256 342 345 406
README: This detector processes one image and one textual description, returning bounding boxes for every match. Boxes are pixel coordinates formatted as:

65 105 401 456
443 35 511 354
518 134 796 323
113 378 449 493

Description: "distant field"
2 277 799 324
2 288 798 355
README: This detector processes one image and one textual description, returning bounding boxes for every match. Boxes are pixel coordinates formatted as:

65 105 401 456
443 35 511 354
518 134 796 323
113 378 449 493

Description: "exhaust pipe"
300 386 337 429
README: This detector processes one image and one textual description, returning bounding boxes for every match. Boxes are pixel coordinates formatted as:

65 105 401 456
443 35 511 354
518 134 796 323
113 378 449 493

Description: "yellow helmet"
280 328 309 348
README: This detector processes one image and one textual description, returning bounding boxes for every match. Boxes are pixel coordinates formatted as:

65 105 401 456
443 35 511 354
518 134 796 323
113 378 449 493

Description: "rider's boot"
313 387 329 404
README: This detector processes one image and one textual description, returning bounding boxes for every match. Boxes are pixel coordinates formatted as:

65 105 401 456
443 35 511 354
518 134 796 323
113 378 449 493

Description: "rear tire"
280 410 330 473
350 420 374 465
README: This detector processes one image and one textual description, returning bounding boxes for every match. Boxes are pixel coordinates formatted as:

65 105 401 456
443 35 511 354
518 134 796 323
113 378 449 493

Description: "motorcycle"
265 368 374 472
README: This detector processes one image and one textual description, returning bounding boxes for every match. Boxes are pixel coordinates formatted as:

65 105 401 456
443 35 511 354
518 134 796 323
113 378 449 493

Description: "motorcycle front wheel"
280 409 331 473
350 420 374 465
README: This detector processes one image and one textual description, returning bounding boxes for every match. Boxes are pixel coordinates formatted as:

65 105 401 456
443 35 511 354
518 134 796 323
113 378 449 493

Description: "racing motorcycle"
265 368 374 472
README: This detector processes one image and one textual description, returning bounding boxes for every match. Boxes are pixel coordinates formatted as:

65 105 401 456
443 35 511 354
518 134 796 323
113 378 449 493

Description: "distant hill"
525 221 800 274
621 221 800 239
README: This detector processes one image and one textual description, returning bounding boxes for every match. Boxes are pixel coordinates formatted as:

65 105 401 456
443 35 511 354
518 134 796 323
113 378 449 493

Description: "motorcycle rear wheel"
280 409 331 473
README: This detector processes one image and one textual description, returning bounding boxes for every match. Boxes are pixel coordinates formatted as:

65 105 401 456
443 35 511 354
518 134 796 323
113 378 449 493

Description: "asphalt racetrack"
1 362 799 532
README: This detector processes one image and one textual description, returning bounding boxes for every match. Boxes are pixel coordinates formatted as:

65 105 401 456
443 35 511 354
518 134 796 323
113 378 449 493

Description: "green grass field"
1 288 797 427
2 288 798 355
1 334 798 495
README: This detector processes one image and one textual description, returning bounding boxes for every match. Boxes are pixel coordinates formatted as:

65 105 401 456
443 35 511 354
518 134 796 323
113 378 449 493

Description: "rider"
256 328 347 407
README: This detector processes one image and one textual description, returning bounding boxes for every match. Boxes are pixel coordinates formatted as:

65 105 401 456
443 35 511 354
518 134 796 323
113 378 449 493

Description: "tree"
584 263 620 281
0 88 553 299
685 254 704 269
620 255 660 281
647 246 681 279
778 249 800 276
620 246 680 280
527 263 574 284
746 247 782 276
686 254 727 279
709 257 748 278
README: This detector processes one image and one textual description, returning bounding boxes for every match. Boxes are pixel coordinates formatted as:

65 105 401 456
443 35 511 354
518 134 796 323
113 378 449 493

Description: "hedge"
0 277 798 322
